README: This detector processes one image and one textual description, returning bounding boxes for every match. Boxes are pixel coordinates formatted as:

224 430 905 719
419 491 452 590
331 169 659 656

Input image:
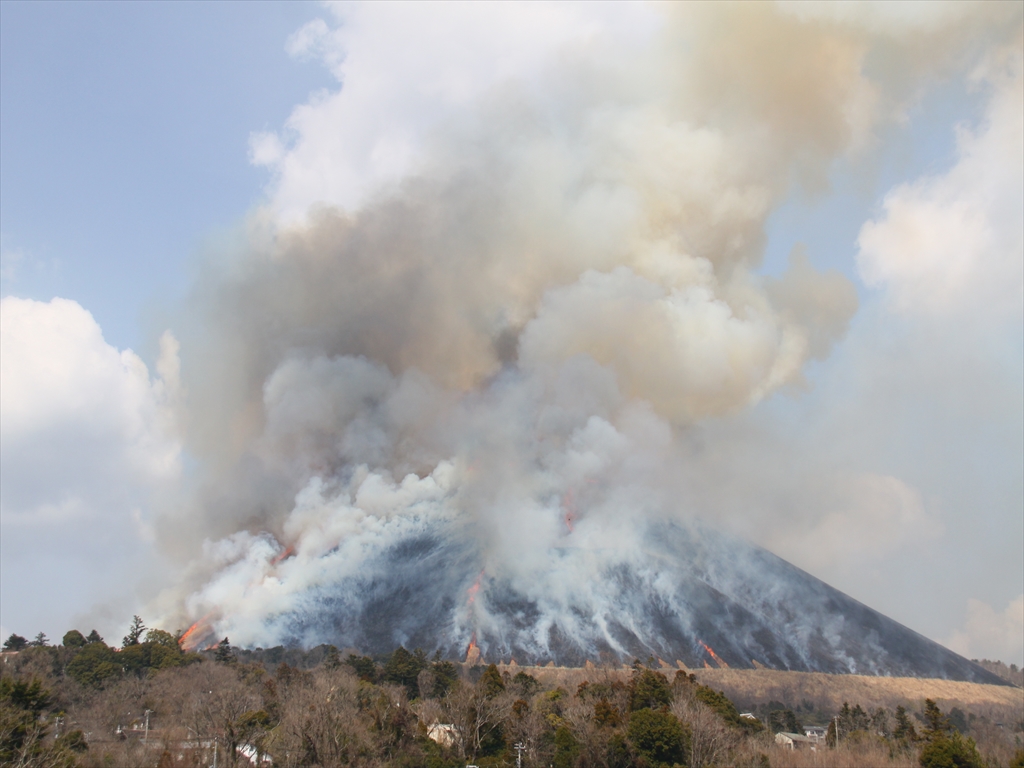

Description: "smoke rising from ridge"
152 2 1022 660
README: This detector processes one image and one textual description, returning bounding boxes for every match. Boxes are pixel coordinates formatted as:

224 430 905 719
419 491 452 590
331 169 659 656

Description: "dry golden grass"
726 731 923 768
690 667 1023 714
760 741 917 768
492 663 1024 724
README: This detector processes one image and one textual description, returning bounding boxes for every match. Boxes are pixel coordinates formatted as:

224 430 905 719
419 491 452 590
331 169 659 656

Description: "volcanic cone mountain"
269 520 1005 685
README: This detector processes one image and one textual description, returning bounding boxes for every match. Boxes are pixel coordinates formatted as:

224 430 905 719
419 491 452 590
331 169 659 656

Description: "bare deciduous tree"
672 694 735 768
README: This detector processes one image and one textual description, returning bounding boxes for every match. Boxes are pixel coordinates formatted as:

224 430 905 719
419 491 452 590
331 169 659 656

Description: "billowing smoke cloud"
151 2 1021 662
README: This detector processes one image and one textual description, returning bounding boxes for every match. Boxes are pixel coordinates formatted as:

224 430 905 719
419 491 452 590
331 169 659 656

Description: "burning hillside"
145 4 1022 681
173 513 1004 684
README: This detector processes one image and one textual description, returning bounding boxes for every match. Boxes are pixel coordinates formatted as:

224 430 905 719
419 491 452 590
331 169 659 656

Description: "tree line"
2 622 1023 768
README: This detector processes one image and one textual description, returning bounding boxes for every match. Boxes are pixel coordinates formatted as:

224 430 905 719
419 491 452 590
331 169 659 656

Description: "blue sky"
1 1 1021 665
1 0 331 353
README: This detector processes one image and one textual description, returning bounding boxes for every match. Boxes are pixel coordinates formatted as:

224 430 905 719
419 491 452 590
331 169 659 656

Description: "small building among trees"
775 731 815 749
803 725 828 743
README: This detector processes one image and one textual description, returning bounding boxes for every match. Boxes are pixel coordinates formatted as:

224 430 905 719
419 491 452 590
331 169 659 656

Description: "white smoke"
151 2 1021 657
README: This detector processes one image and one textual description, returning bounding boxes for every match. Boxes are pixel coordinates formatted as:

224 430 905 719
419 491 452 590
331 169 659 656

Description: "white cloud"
0 297 180 511
947 594 1024 666
824 42 1023 645
284 18 333 63
0 297 181 639
857 45 1023 321
248 131 286 168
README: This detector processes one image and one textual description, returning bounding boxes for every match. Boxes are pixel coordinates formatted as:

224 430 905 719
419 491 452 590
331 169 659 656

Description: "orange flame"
178 620 203 647
465 632 482 664
698 640 729 668
270 545 295 566
466 570 484 607
464 571 485 663
178 539 295 654
179 613 217 652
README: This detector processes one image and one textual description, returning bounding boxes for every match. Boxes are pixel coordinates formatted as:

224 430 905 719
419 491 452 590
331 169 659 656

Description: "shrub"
629 669 672 712
918 731 985 768
627 708 689 766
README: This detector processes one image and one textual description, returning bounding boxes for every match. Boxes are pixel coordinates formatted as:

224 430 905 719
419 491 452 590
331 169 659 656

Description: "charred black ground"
269 521 1007 686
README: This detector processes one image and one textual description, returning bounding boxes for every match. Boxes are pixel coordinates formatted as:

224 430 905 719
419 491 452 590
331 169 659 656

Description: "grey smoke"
151 2 1020 662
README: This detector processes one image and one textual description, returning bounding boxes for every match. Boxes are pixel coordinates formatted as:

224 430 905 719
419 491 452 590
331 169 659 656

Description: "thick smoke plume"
152 3 1020 666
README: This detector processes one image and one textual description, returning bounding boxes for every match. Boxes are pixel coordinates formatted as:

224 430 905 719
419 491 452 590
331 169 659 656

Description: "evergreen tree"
144 629 180 649
552 725 581 768
3 634 28 651
628 668 672 711
479 663 505 698
948 707 969 735
0 678 53 764
607 734 633 768
346 653 377 682
693 683 760 732
768 708 801 734
919 730 985 768
85 630 103 644
871 706 890 737
827 717 838 748
382 646 427 696
894 705 918 744
323 644 341 670
66 642 120 688
214 637 236 663
594 698 622 727
28 632 48 647
922 699 951 739
627 708 689 766
849 703 870 732
122 615 146 647
62 630 87 648
839 701 852 724
511 671 540 696
429 658 459 697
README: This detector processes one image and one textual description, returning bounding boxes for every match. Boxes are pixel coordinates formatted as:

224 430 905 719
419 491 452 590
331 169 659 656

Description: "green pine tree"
323 644 341 670
122 616 146 647
214 637 236 663
918 730 985 768
3 634 28 651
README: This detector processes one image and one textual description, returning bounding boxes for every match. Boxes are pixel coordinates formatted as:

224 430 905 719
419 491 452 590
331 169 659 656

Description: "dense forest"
2 621 1022 768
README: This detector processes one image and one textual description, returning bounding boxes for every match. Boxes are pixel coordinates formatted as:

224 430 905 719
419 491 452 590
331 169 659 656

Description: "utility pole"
144 710 152 744
514 742 526 768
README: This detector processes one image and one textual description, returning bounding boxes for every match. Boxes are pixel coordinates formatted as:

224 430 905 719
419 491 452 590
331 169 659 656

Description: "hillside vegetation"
2 624 1023 768
972 660 1024 689
689 667 1022 712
